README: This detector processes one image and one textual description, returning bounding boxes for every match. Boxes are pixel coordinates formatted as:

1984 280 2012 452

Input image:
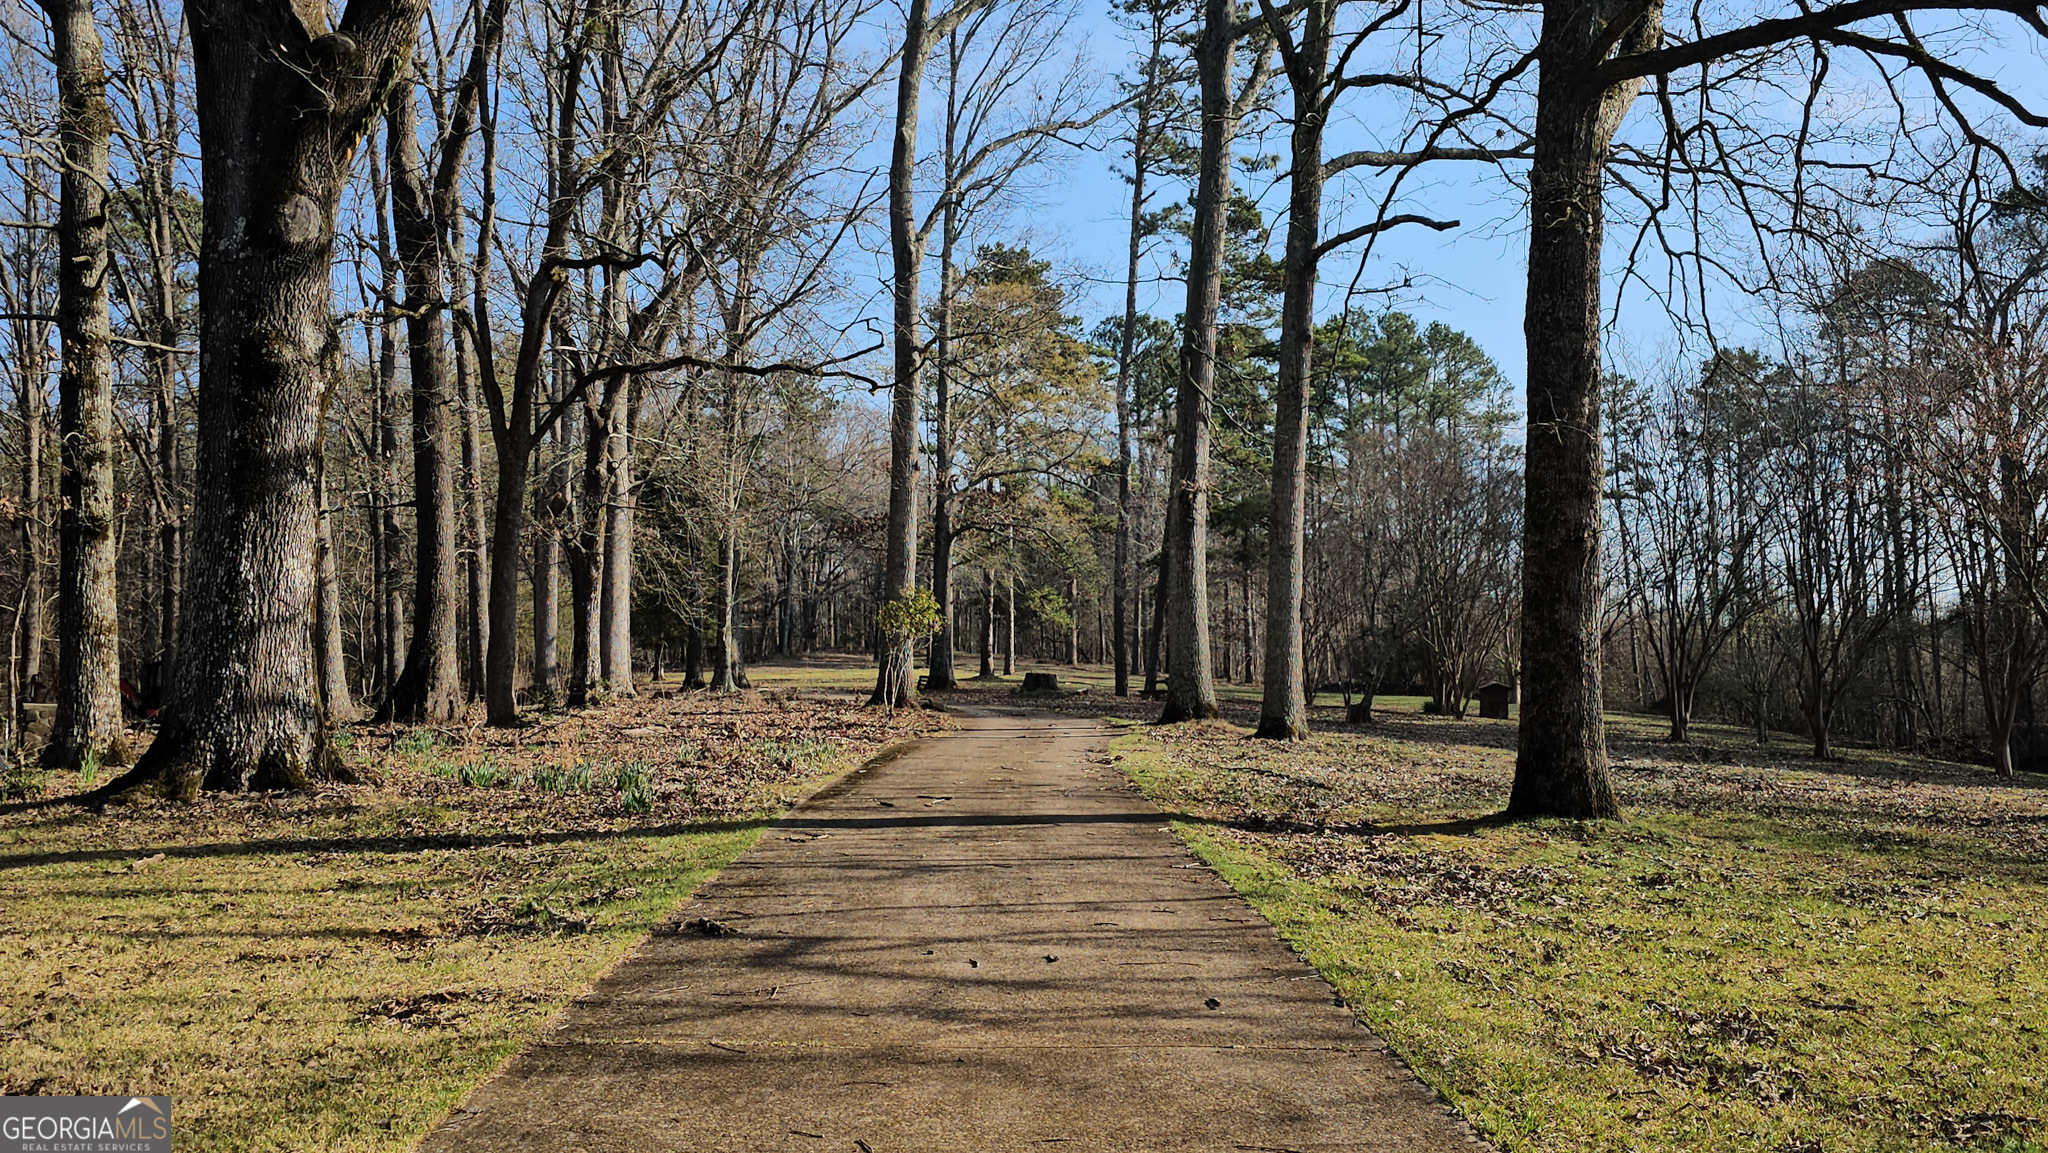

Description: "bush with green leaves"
875 587 943 642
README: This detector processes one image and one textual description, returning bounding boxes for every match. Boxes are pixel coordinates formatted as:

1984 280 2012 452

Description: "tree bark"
1506 0 1657 819
683 622 705 689
532 466 562 704
43 0 127 769
314 443 355 722
1068 575 1080 666
567 389 607 704
1255 0 1330 742
927 239 959 691
977 565 995 679
1159 0 1236 724
103 0 425 797
14 337 48 701
456 291 488 699
482 23 589 725
153 358 181 668
1111 25 1165 700
714 528 750 690
370 149 407 700
381 79 462 723
601 379 636 695
870 0 939 709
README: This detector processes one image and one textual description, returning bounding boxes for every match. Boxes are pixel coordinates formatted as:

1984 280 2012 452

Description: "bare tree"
1158 0 1269 724
1504 0 2048 818
1105 0 1189 698
870 0 995 707
382 0 506 723
38 0 126 769
922 0 1104 692
1609 354 1773 741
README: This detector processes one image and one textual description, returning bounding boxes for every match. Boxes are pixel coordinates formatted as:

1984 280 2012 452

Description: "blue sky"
968 1 2048 392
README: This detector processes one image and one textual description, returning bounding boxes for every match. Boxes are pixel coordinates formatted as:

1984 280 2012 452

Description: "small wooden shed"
1474 682 1515 720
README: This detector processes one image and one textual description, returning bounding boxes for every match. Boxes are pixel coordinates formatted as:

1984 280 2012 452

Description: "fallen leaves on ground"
1103 707 2048 1153
0 683 940 1152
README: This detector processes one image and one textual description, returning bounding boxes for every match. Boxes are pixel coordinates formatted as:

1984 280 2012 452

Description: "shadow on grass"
1159 807 1518 841
0 816 777 873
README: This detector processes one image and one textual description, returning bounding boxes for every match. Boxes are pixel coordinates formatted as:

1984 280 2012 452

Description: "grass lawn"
0 685 939 1151
925 661 2048 1151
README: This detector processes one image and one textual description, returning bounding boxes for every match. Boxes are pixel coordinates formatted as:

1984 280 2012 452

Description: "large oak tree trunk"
44 0 127 770
1159 0 1235 724
105 0 423 797
1507 0 1657 819
382 81 462 723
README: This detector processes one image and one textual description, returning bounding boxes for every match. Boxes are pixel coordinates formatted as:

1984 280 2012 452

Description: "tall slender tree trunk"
870 0 943 709
532 472 561 704
1144 545 1167 697
1068 576 1080 666
43 0 126 769
601 382 635 695
1004 571 1016 676
382 81 462 723
1110 38 1160 700
714 528 750 690
484 424 535 722
1507 0 1657 819
16 342 48 699
153 360 181 666
8 166 52 709
1256 0 1330 741
978 566 995 679
457 250 489 700
314 445 355 722
141 88 185 672
532 359 567 705
370 150 407 700
481 13 588 726
683 623 705 689
1159 0 1237 724
927 235 959 691
781 518 799 656
105 0 425 797
567 389 607 704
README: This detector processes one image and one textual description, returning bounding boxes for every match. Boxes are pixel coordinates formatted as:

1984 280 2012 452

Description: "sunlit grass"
1111 721 2048 1153
0 687 935 1152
